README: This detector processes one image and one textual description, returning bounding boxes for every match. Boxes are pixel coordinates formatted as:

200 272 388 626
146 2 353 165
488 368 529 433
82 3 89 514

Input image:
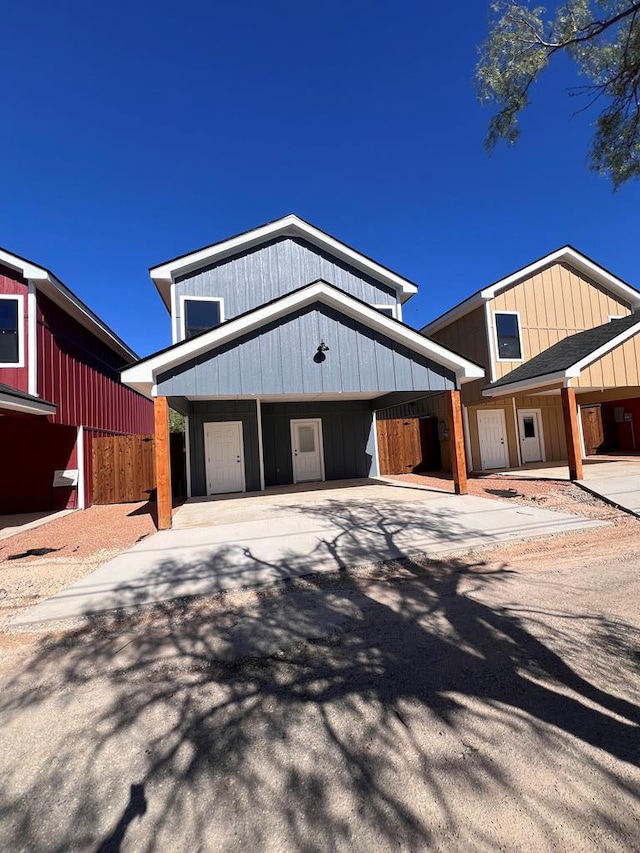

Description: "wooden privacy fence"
376 416 442 475
92 434 155 504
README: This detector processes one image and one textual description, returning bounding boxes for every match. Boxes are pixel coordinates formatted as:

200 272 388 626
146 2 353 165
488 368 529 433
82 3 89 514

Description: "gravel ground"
387 471 624 520
0 503 156 671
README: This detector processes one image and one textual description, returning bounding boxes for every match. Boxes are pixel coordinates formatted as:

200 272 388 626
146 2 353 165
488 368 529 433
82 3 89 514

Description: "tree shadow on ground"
1 501 639 852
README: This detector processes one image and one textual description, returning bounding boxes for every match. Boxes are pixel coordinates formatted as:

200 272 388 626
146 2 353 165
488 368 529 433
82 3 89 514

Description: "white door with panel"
204 421 245 494
517 410 544 463
290 419 325 483
477 410 509 470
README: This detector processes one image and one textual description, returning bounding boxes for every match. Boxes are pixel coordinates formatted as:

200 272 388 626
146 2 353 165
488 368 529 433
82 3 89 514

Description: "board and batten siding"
157 304 455 397
574 332 640 389
261 401 376 486
490 262 632 382
429 305 490 406
173 237 398 333
188 401 261 496
467 394 567 471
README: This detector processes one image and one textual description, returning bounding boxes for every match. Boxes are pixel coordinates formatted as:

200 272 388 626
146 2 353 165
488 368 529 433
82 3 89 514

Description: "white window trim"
372 303 401 320
516 408 547 463
290 417 325 484
608 314 624 322
179 295 225 342
493 309 524 364
0 293 25 368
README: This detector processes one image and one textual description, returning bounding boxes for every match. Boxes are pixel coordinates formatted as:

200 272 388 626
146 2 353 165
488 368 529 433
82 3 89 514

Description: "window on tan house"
495 312 522 360
182 298 224 340
0 297 21 365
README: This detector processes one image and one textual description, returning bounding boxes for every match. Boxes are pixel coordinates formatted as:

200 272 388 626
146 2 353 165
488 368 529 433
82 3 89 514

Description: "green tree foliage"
477 1 640 187
169 409 185 433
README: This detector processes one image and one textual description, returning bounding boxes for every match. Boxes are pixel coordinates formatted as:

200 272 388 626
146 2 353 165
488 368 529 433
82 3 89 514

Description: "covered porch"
154 389 470 529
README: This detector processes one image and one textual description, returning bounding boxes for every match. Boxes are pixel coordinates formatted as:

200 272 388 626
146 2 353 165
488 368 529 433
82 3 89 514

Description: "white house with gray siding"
123 215 483 498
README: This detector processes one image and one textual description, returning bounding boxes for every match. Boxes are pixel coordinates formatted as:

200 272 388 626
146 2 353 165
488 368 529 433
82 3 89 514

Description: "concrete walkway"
13 482 608 628
0 509 73 543
495 457 640 517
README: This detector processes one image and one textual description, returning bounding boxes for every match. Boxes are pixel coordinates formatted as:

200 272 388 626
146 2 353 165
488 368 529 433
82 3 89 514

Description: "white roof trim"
122 280 484 397
149 215 419 306
423 247 640 336
483 318 640 397
0 248 138 362
482 371 569 398
571 319 640 372
0 390 57 415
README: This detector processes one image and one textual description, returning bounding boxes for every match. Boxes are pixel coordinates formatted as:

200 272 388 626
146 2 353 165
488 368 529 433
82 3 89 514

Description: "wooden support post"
561 386 583 481
154 396 173 530
446 389 468 495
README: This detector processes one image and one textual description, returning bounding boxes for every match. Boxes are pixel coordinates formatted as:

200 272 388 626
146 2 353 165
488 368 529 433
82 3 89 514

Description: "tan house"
421 247 640 478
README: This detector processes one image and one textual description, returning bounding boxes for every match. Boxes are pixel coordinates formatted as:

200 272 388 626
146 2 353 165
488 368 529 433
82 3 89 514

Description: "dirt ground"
0 503 156 671
1 512 639 851
1 476 639 682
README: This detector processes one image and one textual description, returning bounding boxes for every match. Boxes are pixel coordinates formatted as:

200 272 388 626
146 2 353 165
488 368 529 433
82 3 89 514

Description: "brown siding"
490 262 632 381
430 305 489 405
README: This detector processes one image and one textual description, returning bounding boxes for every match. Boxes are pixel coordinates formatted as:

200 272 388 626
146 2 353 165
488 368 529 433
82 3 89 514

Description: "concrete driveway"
13 480 607 627
499 457 640 516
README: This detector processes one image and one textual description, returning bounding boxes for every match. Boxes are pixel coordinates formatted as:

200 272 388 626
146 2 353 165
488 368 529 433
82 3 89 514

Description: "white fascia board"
0 248 138 362
423 246 640 335
421 293 484 336
482 371 570 398
571 320 640 372
122 281 484 391
480 247 640 306
0 392 57 415
149 215 418 304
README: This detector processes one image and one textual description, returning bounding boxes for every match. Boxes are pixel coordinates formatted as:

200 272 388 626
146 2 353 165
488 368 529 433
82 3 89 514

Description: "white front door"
477 409 509 470
290 419 324 483
204 421 245 494
518 410 544 463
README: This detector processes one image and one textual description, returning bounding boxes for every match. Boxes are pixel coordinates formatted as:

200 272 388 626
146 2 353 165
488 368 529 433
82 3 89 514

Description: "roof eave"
123 280 483 392
148 215 419 304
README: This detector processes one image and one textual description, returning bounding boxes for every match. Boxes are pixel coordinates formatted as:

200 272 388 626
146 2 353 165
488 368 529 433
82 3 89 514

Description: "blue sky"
1 1 638 356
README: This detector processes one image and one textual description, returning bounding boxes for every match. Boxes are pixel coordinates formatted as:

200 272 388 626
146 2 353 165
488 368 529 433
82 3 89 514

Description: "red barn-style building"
0 247 153 513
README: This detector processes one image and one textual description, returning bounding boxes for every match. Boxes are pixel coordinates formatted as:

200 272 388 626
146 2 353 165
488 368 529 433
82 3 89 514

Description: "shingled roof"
484 313 640 393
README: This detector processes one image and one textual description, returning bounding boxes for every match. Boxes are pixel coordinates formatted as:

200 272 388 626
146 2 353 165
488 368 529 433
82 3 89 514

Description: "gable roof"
422 246 640 336
0 382 57 415
122 279 484 398
483 314 640 397
0 247 138 362
149 214 419 310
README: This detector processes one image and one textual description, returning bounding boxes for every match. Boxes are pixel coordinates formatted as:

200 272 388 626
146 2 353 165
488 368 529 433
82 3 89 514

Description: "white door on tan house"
477 410 509 470
290 419 324 483
517 410 544 463
204 421 245 494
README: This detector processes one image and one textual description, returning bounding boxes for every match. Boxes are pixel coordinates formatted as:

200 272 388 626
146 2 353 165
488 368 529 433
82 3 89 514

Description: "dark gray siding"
158 304 455 397
174 237 397 328
188 401 260 496
261 401 375 486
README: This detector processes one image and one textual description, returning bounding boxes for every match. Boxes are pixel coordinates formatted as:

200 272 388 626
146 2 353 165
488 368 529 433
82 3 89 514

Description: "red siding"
0 264 29 393
36 292 153 433
0 417 79 513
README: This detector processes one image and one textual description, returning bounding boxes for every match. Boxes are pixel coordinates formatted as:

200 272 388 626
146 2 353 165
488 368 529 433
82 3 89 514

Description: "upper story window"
181 297 224 340
0 295 23 366
373 304 402 320
494 311 523 361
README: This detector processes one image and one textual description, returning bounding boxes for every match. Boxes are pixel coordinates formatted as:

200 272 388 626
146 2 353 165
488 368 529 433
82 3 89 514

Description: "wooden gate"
376 416 441 475
580 405 604 456
92 434 155 504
